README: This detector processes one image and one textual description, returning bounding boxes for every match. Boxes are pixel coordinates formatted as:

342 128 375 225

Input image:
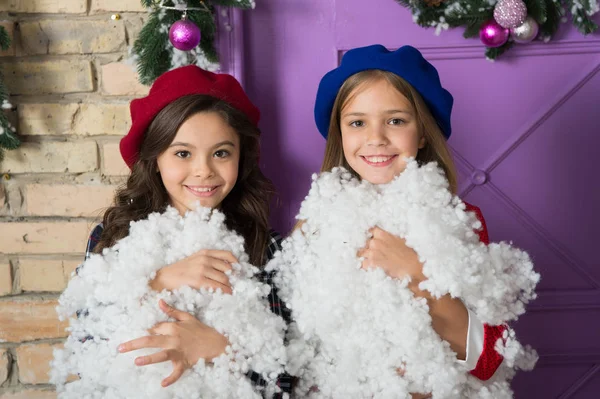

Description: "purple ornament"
510 16 539 43
479 19 510 48
169 18 201 51
493 0 528 29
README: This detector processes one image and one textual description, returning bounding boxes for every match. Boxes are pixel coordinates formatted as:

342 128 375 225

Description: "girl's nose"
193 158 215 178
366 124 389 146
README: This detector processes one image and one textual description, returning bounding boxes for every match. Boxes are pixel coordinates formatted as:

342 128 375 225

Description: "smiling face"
156 111 240 214
339 77 425 185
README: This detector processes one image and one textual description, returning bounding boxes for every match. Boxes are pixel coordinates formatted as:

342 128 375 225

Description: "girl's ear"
418 136 426 149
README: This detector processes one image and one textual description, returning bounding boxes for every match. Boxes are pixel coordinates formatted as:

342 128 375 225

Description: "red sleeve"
470 324 505 380
464 202 505 380
464 202 489 245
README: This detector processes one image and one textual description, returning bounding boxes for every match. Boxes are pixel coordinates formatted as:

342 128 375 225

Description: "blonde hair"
320 69 458 194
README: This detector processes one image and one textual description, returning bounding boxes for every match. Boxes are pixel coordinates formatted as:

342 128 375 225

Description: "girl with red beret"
82 65 293 397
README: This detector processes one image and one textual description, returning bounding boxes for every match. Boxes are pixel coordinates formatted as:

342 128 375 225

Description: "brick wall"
0 1 148 396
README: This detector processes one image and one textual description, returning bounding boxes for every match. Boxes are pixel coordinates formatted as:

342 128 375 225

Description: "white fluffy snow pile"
267 159 539 398
51 206 287 399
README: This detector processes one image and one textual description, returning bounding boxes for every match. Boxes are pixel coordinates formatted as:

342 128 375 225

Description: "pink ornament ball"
169 19 201 51
479 19 510 48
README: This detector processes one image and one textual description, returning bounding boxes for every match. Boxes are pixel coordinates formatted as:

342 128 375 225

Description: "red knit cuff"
469 324 505 380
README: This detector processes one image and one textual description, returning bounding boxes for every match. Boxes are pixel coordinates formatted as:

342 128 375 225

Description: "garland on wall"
133 0 256 85
0 25 19 161
395 0 599 60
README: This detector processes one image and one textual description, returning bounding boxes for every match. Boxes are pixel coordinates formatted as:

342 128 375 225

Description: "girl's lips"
360 155 397 167
184 185 220 197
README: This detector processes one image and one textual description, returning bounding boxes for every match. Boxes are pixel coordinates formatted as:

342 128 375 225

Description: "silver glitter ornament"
494 0 528 29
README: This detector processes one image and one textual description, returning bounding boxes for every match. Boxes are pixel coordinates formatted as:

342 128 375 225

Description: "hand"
150 250 237 294
377 229 469 359
118 299 229 387
397 367 432 399
358 227 426 287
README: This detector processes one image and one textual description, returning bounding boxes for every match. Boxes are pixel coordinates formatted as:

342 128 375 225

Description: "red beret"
120 65 260 168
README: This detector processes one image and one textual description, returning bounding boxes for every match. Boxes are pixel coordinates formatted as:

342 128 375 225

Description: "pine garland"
0 25 19 162
395 0 599 60
134 0 255 85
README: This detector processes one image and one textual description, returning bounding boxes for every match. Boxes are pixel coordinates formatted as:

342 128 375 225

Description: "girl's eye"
349 120 364 128
388 118 405 125
214 149 230 158
175 150 191 159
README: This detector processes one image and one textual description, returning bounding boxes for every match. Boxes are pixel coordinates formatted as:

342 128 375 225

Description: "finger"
118 334 171 353
367 237 380 250
371 226 392 240
195 272 232 294
360 256 375 270
162 362 185 387
370 226 383 237
361 253 384 270
149 321 176 336
208 257 234 273
195 254 233 274
373 227 400 243
373 226 393 236
204 268 232 287
203 278 233 295
358 246 378 258
199 250 238 265
361 248 379 259
187 273 232 294
361 261 376 270
159 299 194 321
135 349 172 366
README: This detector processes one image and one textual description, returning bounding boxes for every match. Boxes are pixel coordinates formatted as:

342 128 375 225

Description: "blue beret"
314 45 453 139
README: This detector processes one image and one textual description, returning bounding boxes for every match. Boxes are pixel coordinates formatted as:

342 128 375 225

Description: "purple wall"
243 0 336 232
243 1 600 397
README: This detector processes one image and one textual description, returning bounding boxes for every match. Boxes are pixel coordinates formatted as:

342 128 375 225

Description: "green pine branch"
134 0 257 84
463 22 482 38
141 0 255 10
565 0 599 34
0 117 20 151
524 0 548 23
211 0 255 9
393 0 599 60
0 71 8 101
188 6 218 62
538 0 562 38
0 99 20 155
133 12 172 85
0 26 10 50
0 25 18 155
133 4 220 85
485 41 515 60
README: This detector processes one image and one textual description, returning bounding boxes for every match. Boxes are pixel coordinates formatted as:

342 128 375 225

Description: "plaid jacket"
83 223 293 398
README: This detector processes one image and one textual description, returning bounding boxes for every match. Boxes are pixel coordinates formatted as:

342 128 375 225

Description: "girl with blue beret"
314 44 505 383
272 45 537 398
